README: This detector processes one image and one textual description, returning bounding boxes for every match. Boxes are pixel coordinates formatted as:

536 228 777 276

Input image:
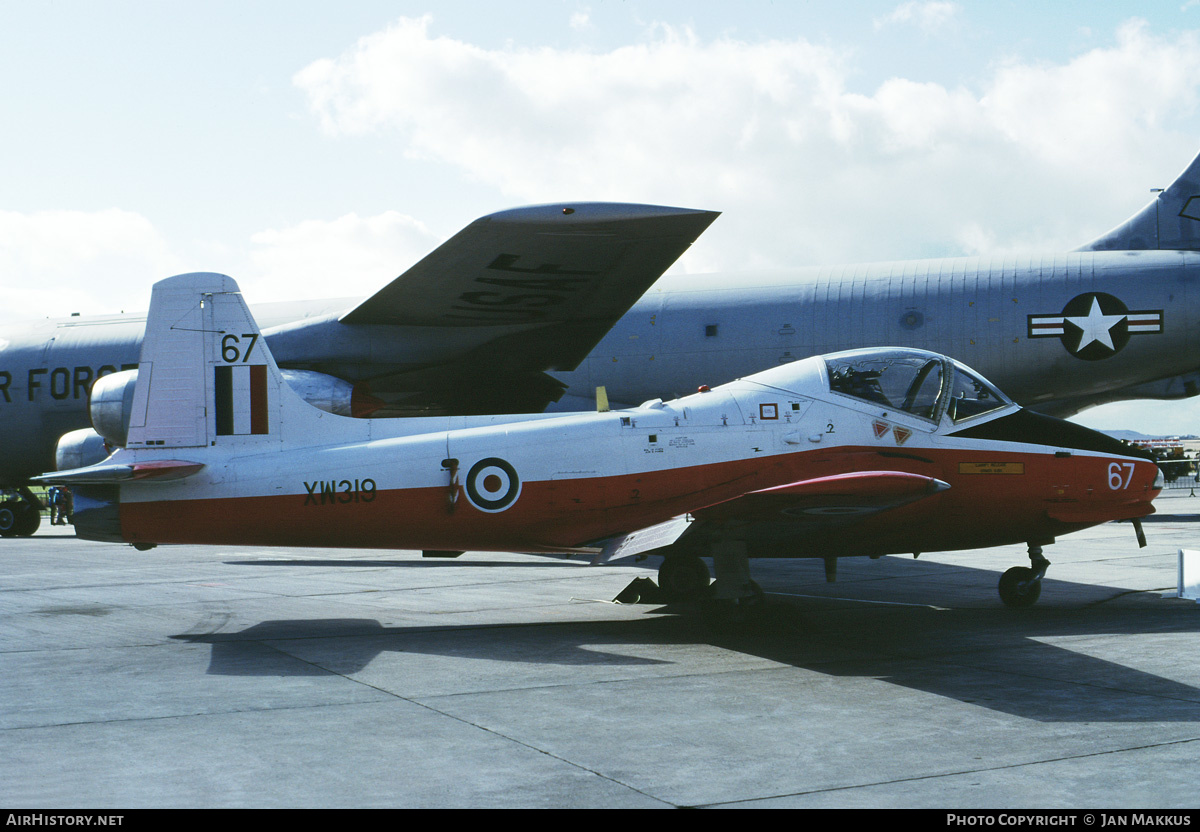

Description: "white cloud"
874 2 962 33
292 16 1200 272
242 211 442 304
569 10 592 31
983 20 1200 165
0 209 182 320
0 208 443 321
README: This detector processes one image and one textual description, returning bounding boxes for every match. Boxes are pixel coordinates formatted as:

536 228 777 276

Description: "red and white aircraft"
40 273 1163 607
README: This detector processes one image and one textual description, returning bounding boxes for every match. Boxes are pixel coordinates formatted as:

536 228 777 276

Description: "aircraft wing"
340 202 719 372
689 471 951 524
595 472 949 563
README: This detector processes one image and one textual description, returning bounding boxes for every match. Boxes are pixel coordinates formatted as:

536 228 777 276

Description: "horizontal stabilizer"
34 459 205 486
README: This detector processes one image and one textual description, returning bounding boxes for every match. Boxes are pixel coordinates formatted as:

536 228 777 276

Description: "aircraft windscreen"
825 351 944 420
946 364 1010 423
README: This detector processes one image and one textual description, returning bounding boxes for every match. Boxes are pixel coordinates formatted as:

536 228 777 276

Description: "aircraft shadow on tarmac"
171 555 1200 724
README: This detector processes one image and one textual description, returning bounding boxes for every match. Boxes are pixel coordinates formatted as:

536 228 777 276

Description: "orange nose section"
1044 456 1161 525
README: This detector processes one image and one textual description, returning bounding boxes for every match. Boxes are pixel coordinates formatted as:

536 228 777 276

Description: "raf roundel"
465 457 522 513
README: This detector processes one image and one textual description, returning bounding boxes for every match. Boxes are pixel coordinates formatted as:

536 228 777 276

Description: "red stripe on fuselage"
117 446 1159 556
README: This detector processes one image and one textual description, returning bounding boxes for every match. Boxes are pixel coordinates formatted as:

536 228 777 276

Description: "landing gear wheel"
658 555 711 602
998 566 1041 608
13 502 40 537
0 501 18 537
1 495 43 537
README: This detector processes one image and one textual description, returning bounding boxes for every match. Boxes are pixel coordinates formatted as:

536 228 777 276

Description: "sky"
3 1 1200 433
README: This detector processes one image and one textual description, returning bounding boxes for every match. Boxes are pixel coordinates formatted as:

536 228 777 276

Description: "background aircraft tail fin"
125 272 292 450
1077 149 1200 251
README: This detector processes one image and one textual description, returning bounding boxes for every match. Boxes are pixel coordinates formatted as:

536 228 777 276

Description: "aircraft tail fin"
124 272 295 450
1077 149 1200 251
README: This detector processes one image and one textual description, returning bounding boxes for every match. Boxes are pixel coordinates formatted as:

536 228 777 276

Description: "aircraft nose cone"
1152 465 1166 493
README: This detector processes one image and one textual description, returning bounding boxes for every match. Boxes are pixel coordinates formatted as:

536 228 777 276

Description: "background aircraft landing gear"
0 501 18 537
998 545 1051 608
0 488 42 538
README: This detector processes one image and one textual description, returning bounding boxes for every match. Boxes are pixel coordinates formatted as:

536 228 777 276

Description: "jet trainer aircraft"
6 146 1200 536
37 273 1161 608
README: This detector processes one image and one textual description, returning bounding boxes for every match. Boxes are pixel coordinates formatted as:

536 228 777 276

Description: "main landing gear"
0 488 42 538
657 554 712 602
656 542 764 606
998 544 1051 608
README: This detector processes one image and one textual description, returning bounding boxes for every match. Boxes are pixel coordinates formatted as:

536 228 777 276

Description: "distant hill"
1101 430 1153 441
1100 430 1200 442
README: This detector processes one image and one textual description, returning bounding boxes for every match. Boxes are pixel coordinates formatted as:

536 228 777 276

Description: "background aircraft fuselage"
563 250 1199 413
2 249 1196 489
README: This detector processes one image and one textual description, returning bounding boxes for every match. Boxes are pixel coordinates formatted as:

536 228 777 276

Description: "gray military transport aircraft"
4 147 1200 536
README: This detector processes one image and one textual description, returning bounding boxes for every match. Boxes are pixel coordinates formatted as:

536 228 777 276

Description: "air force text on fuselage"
0 363 138 403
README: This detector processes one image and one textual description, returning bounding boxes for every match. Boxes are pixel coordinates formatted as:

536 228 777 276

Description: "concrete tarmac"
2 493 1199 809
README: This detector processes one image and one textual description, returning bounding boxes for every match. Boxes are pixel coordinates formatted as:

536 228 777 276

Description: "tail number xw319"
1108 461 1136 490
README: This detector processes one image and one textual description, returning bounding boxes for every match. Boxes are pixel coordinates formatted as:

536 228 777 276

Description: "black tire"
13 502 41 537
0 501 18 537
658 555 711 602
998 566 1041 608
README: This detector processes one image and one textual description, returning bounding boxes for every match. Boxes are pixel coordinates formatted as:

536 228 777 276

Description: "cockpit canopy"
824 348 1011 424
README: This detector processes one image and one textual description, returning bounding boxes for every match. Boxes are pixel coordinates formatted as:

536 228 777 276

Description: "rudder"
1078 148 1200 251
125 272 286 450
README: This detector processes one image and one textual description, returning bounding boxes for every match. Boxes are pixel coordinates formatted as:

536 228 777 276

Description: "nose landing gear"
998 544 1051 608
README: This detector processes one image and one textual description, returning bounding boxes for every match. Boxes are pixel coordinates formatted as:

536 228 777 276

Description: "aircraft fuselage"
73 343 1160 561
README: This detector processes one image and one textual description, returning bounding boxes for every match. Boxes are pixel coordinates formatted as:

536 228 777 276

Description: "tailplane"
1077 149 1200 251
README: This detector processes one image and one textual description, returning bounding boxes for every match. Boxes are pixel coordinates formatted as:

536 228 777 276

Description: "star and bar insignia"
1027 292 1163 360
